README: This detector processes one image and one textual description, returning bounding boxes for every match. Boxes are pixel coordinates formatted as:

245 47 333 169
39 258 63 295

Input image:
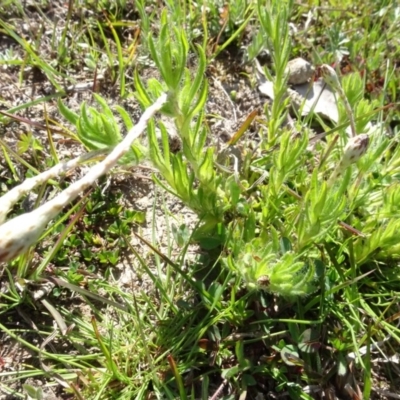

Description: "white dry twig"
0 93 167 263
0 148 109 225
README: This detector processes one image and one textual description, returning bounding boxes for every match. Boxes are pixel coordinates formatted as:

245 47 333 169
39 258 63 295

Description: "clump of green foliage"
1 0 400 399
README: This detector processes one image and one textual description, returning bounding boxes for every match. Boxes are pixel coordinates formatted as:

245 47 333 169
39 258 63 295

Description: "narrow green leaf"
116 105 134 131
198 148 215 184
134 69 152 106
57 99 79 125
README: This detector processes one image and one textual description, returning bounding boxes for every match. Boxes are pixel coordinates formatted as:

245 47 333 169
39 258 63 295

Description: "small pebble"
285 58 315 85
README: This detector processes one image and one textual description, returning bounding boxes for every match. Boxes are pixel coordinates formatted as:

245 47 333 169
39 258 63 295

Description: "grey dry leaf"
257 58 339 123
258 79 339 123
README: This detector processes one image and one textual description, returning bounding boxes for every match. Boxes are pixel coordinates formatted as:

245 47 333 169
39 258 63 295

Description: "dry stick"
209 378 228 400
0 93 167 263
0 148 109 225
320 64 357 138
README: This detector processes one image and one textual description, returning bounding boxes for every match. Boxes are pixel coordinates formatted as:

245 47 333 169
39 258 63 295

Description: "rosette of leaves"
58 94 145 165
226 237 317 298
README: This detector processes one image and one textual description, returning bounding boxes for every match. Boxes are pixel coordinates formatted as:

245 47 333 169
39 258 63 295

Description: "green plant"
134 10 224 226
58 94 144 164
1 0 400 399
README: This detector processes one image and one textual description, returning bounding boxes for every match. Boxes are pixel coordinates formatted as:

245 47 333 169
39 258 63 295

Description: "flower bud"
340 134 369 168
320 64 341 90
328 134 370 186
